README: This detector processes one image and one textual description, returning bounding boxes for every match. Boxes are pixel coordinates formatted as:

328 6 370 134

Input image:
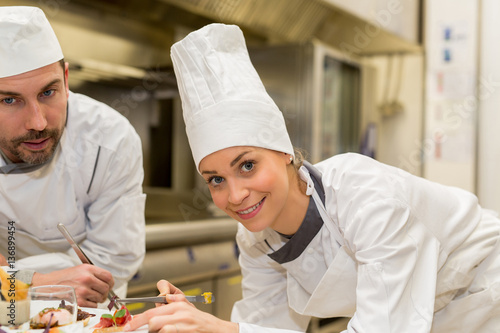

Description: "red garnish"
93 306 131 328
114 307 132 326
113 306 132 326
107 296 118 311
93 314 114 329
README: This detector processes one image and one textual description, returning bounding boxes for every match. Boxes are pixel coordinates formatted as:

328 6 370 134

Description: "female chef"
125 23 500 333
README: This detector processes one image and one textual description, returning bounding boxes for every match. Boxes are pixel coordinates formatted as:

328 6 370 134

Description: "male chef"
0 6 146 307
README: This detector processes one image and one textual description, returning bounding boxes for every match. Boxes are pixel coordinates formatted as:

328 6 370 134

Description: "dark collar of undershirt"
0 151 51 174
0 105 68 175
267 161 326 264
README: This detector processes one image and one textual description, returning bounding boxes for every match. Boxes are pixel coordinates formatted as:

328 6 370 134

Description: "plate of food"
2 305 143 333
84 305 144 333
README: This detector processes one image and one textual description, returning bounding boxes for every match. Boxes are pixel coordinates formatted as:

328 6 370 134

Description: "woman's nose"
227 180 249 205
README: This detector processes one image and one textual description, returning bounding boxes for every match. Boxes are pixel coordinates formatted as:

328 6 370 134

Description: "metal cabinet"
249 42 363 163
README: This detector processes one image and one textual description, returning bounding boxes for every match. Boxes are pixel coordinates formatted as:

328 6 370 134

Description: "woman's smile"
236 197 266 219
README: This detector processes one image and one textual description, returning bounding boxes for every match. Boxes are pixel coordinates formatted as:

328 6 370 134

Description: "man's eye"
1 97 15 105
241 161 254 172
42 89 54 97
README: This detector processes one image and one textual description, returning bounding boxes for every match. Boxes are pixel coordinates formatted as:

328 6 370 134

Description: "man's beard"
0 128 63 165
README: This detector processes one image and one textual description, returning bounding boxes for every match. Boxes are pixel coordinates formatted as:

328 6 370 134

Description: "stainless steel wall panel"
145 218 238 250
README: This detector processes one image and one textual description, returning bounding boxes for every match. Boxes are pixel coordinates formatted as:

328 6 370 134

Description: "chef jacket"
232 153 500 332
0 91 146 294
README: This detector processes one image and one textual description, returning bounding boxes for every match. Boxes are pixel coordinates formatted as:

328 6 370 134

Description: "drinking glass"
29 285 77 327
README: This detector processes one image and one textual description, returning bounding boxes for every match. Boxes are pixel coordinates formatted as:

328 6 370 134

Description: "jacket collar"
267 161 325 264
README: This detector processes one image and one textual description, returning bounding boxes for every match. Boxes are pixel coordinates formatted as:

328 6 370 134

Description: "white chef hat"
0 6 63 78
171 23 294 171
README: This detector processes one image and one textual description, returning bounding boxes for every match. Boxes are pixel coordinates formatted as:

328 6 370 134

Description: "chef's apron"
280 164 358 318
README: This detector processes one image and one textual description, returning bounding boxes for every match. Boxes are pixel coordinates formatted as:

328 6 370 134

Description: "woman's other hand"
155 279 191 307
124 299 238 333
125 279 238 332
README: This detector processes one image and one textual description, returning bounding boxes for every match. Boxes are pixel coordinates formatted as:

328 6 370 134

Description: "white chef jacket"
233 153 500 332
0 91 146 294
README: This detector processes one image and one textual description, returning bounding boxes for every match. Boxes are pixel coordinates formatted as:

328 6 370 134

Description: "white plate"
4 308 146 333
4 321 83 333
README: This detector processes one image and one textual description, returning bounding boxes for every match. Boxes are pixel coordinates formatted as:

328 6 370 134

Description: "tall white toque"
170 23 294 171
0 6 64 78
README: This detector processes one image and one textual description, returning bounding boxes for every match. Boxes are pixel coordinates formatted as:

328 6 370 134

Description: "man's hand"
31 264 114 308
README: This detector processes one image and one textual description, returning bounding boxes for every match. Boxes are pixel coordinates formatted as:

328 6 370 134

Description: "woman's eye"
241 161 254 172
208 176 224 186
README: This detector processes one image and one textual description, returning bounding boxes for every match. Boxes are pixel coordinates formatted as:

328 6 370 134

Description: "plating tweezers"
57 223 122 309
117 295 215 304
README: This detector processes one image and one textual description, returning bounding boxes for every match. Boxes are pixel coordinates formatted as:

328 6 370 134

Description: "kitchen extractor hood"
153 0 422 54
2 0 421 85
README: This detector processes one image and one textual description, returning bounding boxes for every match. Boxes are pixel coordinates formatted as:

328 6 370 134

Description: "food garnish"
107 296 118 311
202 292 213 304
92 305 131 333
30 300 93 329
42 313 54 333
30 307 73 329
76 308 95 323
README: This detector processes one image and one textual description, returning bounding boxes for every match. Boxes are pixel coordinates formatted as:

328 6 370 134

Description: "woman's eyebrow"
200 150 252 174
230 151 250 167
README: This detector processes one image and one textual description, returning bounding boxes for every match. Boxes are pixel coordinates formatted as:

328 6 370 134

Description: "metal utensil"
57 223 121 309
116 295 215 304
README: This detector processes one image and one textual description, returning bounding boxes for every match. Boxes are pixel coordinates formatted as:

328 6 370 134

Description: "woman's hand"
124 301 238 333
155 280 191 307
125 280 238 333
157 279 184 295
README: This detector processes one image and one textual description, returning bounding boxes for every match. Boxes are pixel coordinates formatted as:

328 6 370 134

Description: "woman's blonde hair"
289 147 308 191
291 147 307 171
